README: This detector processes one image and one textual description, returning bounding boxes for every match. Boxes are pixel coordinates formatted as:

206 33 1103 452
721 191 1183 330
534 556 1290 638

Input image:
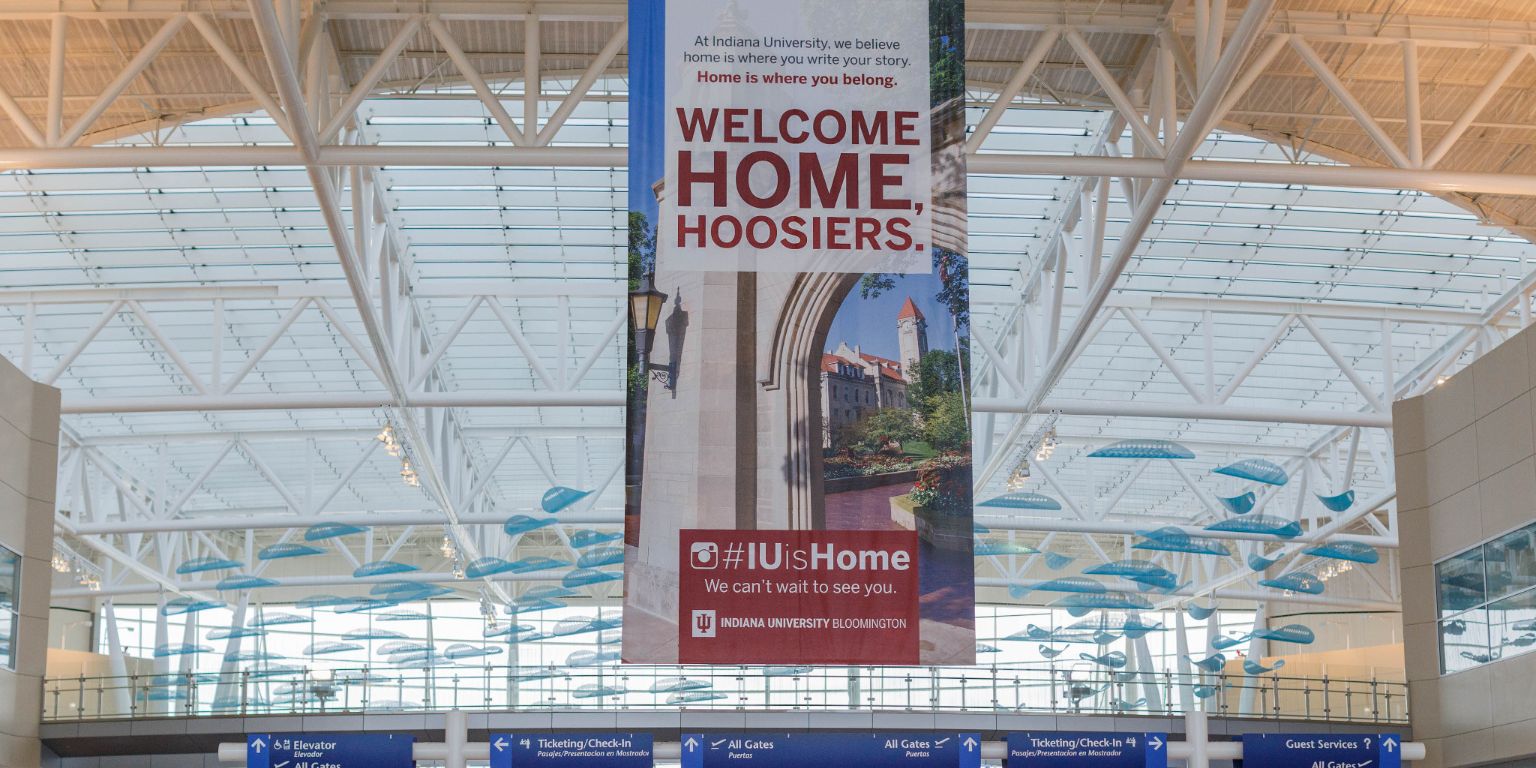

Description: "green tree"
929 0 965 106
922 391 970 452
628 211 656 290
851 407 921 453
908 348 969 415
627 211 657 399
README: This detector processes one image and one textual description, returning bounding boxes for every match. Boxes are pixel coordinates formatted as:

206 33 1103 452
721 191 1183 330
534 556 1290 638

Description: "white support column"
1131 615 1163 712
1193 0 1211 88
445 710 468 768
1238 603 1267 715
1203 607 1220 713
45 13 67 146
523 14 541 145
101 600 132 715
213 596 249 709
1174 610 1194 712
151 594 169 714
1185 710 1210 768
1401 41 1423 168
175 592 200 708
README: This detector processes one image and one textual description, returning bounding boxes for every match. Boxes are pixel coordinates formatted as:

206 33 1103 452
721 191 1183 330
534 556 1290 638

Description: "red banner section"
678 529 920 664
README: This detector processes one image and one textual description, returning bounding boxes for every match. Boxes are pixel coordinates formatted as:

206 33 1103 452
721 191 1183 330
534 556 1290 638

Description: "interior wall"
0 356 60 768
1395 325 1536 768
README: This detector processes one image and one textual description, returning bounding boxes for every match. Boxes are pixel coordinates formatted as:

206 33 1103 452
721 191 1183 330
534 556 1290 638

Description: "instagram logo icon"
690 542 718 570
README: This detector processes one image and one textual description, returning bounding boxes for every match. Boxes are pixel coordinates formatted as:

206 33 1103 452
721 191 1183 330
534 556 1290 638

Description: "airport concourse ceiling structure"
0 0 1534 615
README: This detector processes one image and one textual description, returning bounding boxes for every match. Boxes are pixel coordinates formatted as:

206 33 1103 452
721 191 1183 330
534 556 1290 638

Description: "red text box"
678 529 920 664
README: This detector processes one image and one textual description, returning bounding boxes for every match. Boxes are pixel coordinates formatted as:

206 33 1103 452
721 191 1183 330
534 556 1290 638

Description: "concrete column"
1174 610 1194 712
151 595 169 715
445 709 467 768
1185 709 1209 768
213 596 250 710
1131 619 1162 711
101 600 131 715
0 356 60 768
1239 604 1267 715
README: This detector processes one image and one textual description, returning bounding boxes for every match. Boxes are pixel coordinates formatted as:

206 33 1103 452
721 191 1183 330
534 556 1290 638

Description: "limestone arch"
759 270 864 531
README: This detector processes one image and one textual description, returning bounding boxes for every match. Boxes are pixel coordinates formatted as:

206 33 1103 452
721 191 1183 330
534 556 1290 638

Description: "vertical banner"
625 0 972 665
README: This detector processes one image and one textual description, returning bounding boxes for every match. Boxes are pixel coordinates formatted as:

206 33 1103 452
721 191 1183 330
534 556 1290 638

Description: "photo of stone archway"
816 266 976 663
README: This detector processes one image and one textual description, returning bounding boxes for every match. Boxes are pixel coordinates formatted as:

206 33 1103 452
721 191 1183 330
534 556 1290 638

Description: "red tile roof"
822 352 906 383
897 297 924 321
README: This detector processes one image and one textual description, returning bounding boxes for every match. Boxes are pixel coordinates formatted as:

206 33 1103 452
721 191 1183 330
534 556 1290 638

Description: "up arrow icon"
1384 737 1398 753
1149 736 1165 751
250 738 267 753
963 737 978 751
686 737 701 753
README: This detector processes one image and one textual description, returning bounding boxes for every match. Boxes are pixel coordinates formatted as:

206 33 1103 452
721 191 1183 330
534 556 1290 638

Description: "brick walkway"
825 481 910 531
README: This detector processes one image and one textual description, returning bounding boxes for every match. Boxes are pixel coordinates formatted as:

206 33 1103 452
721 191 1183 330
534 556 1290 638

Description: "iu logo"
691 609 717 638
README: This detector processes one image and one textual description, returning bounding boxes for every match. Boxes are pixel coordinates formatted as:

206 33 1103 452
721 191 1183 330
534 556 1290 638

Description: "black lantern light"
628 273 672 387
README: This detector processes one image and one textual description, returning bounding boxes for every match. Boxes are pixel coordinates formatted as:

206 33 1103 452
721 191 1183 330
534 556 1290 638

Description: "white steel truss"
2 0 1533 613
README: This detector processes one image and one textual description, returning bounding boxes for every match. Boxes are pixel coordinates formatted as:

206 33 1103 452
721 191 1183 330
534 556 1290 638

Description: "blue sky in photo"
825 270 959 362
629 0 664 223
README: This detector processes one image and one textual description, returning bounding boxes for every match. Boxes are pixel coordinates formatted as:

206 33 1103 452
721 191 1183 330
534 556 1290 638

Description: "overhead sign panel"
1241 733 1402 768
680 732 981 768
246 733 414 768
489 732 653 768
1007 732 1168 768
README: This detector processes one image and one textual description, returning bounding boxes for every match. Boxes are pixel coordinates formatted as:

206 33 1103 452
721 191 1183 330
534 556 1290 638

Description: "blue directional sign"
1242 733 1403 768
489 732 653 768
680 733 981 768
1007 731 1168 768
246 733 414 768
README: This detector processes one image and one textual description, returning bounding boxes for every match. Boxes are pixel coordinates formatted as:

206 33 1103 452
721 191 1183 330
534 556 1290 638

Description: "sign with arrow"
1007 731 1168 768
489 732 652 768
1242 733 1402 768
246 733 414 768
680 733 981 768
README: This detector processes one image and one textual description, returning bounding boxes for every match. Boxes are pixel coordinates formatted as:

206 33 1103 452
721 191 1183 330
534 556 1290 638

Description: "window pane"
0 610 11 670
0 546 15 671
1486 526 1536 602
1489 588 1536 667
0 548 15 611
1440 609 1492 674
1438 549 1487 618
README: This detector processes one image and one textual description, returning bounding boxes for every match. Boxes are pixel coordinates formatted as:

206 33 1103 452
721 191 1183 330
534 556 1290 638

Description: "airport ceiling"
1 0 1532 609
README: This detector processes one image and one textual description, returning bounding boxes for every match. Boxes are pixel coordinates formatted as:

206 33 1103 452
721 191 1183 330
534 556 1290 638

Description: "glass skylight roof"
0 72 1517 611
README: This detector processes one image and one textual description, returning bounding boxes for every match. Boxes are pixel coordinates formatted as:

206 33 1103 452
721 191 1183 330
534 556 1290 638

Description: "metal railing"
43 664 1406 724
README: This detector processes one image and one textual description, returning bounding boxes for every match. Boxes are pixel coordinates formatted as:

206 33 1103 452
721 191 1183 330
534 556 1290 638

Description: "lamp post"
628 273 673 388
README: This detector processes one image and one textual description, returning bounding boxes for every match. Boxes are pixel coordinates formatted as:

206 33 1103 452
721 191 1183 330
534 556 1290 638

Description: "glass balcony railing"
42 664 1406 725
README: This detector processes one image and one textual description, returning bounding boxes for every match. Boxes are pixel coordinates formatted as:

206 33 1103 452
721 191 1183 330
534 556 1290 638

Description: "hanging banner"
625 0 972 665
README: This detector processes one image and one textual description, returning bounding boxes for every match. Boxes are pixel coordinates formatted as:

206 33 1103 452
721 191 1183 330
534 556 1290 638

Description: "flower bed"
823 454 926 480
905 452 973 511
